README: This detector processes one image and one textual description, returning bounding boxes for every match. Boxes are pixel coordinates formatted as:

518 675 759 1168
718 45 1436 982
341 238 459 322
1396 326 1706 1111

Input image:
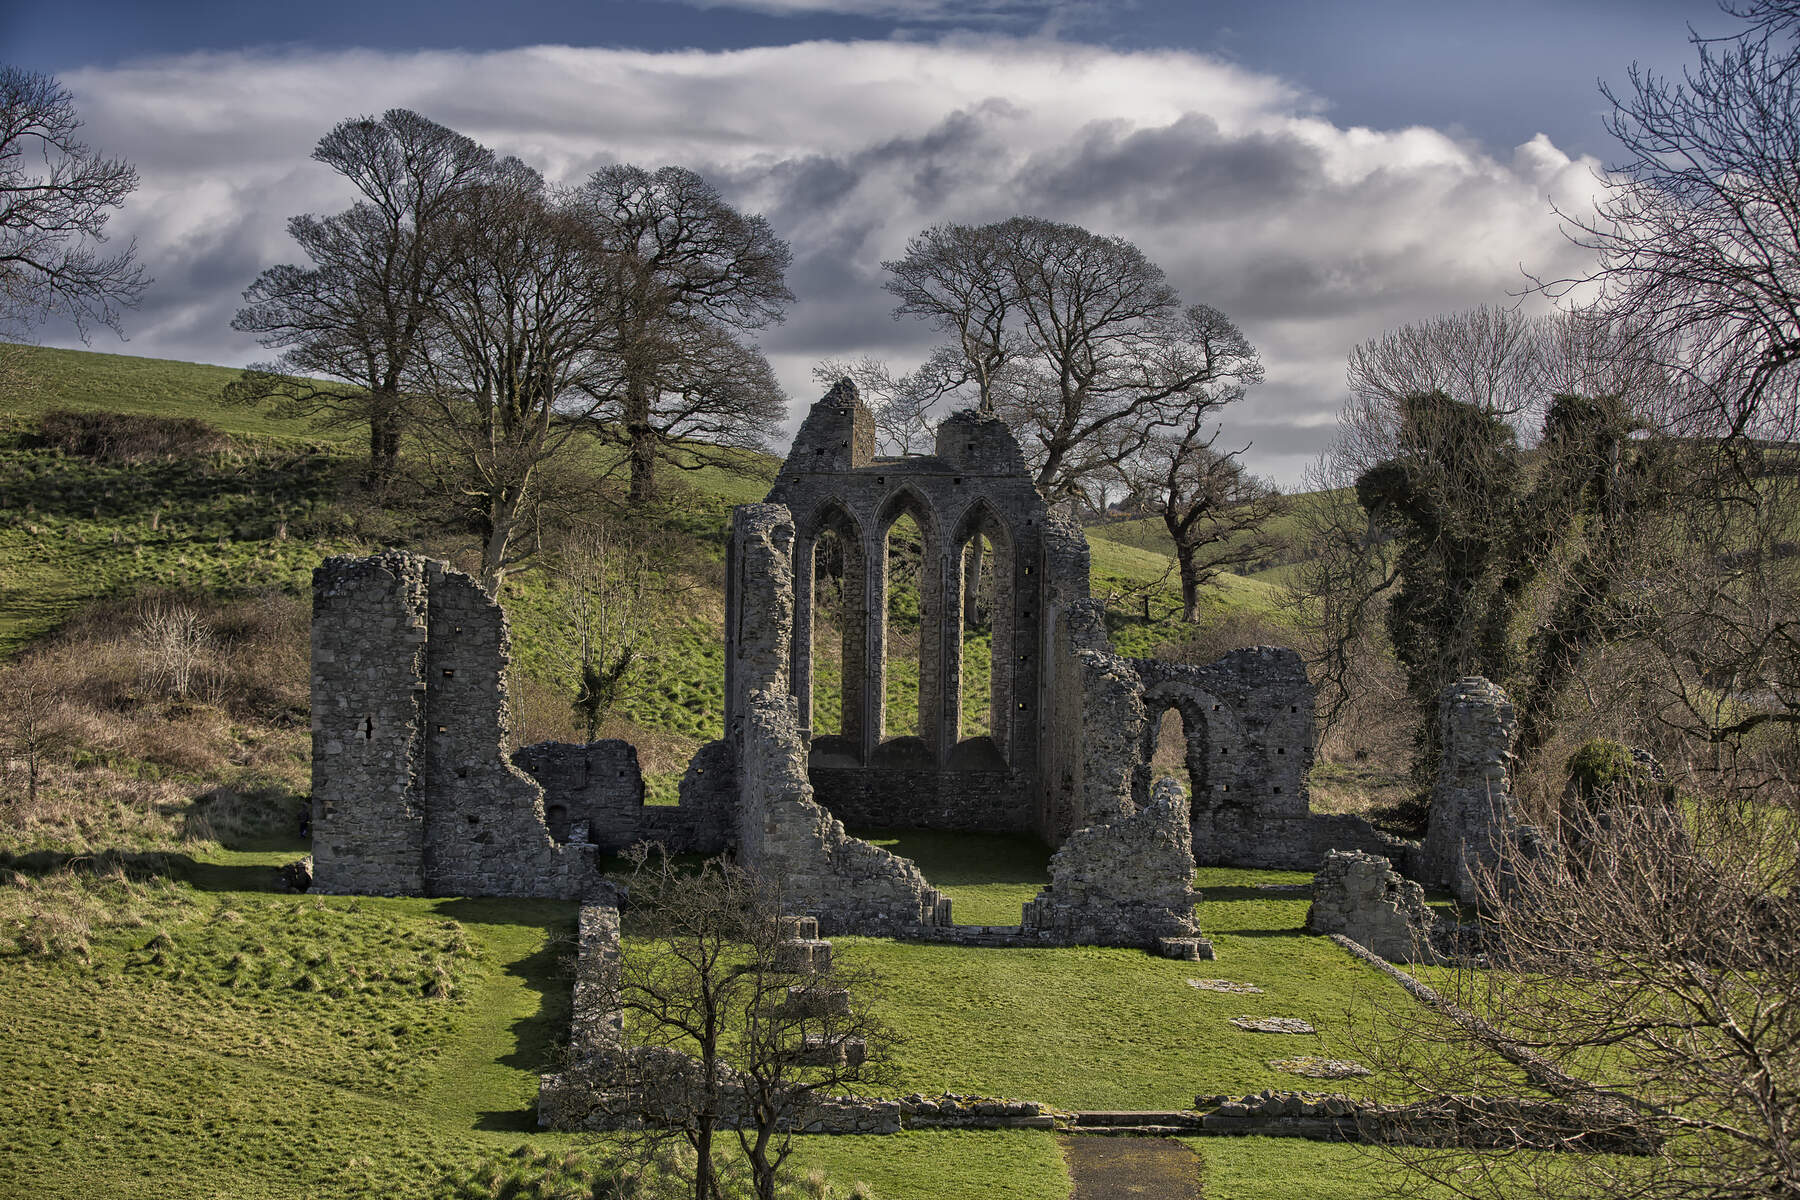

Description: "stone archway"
1133 680 1248 814
1134 696 1210 809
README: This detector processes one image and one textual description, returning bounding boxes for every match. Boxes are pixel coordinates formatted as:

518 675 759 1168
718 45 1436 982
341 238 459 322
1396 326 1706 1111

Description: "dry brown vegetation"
25 409 228 462
0 589 310 860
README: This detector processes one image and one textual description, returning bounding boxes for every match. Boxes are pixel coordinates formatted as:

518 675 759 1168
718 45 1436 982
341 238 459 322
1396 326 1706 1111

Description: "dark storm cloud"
1019 113 1323 222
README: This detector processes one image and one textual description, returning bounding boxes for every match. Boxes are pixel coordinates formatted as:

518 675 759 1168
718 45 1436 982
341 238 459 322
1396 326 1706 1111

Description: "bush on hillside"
28 409 226 462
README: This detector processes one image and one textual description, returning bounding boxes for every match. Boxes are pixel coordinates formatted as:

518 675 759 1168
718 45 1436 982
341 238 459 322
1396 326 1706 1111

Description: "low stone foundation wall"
1192 1090 1362 1139
1192 1090 1657 1153
541 1083 1057 1135
569 902 624 1054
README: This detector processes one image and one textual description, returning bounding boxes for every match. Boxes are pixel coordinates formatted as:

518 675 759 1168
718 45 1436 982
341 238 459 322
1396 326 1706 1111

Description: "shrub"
29 409 226 462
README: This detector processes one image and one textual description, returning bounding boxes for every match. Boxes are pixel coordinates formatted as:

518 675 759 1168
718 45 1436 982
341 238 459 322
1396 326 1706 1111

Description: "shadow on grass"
3 445 347 529
1199 885 1313 903
436 897 577 1133
849 827 1050 889
0 846 287 893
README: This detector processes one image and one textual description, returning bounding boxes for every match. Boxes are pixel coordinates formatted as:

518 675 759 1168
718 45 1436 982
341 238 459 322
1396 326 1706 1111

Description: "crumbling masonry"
308 380 1457 942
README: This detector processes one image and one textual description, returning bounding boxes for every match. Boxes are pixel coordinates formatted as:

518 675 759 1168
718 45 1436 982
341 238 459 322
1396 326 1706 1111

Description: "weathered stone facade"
1305 850 1443 964
1418 677 1519 905
755 384 1084 840
309 552 601 899
1021 777 1201 948
512 739 733 855
737 690 953 936
307 381 1387 937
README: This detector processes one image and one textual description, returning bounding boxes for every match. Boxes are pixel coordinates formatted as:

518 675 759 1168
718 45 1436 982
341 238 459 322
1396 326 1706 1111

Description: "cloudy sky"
7 0 1726 483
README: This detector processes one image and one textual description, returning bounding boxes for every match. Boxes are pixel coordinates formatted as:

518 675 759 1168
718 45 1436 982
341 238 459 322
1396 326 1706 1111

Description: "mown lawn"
0 830 1422 1200
826 861 1393 1111
0 846 1082 1200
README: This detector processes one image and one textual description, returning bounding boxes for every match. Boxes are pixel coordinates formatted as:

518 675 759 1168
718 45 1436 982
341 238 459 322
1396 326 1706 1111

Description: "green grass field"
0 828 1421 1200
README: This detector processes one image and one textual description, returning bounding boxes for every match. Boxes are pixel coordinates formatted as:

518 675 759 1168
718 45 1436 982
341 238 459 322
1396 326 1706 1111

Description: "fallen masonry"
1305 849 1444 964
1230 1017 1318 1034
1268 1057 1372 1080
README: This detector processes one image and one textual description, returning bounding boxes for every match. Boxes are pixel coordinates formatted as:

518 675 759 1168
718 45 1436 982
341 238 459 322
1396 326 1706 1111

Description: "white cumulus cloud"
53 37 1607 484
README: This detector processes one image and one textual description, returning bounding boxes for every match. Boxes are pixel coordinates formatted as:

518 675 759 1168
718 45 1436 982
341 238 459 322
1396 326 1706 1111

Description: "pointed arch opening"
1134 692 1212 808
948 502 1015 766
874 487 944 760
797 502 866 764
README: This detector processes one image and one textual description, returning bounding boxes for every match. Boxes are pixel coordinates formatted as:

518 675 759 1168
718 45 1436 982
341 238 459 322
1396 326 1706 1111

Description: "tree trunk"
1177 541 1202 623
695 1122 717 1200
749 1120 777 1200
379 418 400 475
626 373 657 503
366 413 389 484
479 486 522 597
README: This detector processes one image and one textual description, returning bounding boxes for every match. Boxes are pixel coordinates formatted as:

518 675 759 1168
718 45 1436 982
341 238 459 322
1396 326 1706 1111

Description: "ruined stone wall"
310 552 598 899
738 691 951 936
1039 599 1147 843
513 739 643 845
417 564 593 898
1305 850 1443 964
762 385 1060 836
641 739 735 854
803 765 1032 832
1126 648 1409 870
726 503 797 742
1419 677 1517 905
1020 777 1200 948
311 551 429 895
514 738 733 856
1036 514 1095 840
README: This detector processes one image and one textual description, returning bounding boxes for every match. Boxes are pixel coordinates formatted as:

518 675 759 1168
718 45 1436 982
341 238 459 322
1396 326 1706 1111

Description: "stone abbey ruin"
309 381 1525 953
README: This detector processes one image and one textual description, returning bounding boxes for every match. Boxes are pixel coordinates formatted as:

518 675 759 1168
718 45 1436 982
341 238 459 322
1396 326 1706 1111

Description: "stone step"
1065 1124 1200 1137
774 938 833 973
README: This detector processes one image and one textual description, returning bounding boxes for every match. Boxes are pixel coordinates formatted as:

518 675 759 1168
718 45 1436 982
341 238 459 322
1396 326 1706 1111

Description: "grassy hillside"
1085 487 1347 588
0 343 1299 712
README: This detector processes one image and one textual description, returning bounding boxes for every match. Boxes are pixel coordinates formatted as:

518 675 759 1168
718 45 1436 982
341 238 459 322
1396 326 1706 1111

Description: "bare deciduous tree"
136 600 213 701
884 216 1264 507
1355 774 1800 1200
559 519 694 742
576 165 793 503
0 658 77 806
597 850 893 1200
1124 435 1284 623
883 221 1018 414
1111 306 1274 621
232 109 495 480
0 66 146 341
407 160 619 593
1547 0 1800 444
1294 310 1669 787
